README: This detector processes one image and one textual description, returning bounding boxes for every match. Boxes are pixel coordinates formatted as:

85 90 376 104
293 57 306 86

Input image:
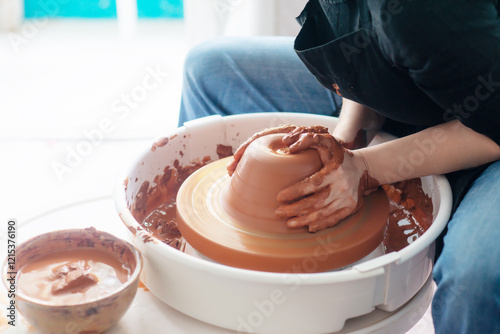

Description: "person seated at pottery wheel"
177 1 500 333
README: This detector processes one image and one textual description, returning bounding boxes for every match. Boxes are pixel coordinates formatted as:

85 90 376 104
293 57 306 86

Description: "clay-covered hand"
275 131 378 232
227 124 329 176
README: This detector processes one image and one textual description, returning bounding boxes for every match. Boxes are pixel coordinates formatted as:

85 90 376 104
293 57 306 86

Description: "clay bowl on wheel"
114 112 452 334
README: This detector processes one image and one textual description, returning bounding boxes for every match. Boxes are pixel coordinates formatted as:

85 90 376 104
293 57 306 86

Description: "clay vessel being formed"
221 134 323 234
176 133 389 273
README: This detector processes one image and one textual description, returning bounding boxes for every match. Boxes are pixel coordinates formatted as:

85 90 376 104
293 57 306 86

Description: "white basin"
114 112 452 334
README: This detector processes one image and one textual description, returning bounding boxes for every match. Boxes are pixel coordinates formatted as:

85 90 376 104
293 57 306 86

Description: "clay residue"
134 142 235 249
131 157 210 223
138 280 149 291
332 83 342 96
134 181 151 216
151 137 169 151
132 155 213 249
123 177 129 192
142 202 185 251
216 144 233 159
339 129 367 150
382 178 433 252
268 139 291 155
151 134 178 152
126 225 137 235
50 261 98 295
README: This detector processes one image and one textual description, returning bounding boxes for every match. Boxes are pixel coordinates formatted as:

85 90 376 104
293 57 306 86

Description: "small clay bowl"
1 227 142 334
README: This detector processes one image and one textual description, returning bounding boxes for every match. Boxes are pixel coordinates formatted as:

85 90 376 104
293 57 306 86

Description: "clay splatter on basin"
383 179 433 253
128 145 235 250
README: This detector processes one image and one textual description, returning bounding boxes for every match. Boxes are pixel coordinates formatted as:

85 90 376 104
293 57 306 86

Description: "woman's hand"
227 124 329 176
275 131 379 232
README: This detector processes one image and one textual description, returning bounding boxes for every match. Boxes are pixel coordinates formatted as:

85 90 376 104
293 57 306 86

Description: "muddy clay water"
17 248 132 305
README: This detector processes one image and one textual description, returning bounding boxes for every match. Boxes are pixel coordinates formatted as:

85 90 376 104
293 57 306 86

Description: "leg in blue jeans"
432 161 500 333
178 37 341 126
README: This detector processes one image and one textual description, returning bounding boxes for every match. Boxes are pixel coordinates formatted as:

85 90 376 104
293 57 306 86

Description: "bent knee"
184 39 228 81
183 38 251 81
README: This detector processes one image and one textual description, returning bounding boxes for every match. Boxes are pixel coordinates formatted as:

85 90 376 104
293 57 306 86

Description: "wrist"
352 150 379 193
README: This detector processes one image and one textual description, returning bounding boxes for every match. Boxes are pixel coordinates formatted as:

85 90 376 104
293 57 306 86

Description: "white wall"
0 0 23 31
183 0 308 46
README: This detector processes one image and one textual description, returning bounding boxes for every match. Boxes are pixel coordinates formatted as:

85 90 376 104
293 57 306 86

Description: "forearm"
332 98 386 149
358 120 500 185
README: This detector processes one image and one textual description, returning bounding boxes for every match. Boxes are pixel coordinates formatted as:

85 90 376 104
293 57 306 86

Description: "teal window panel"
138 0 183 18
24 0 183 18
25 0 118 18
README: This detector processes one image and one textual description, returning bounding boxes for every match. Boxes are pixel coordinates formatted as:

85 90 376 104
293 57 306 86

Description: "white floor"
0 19 434 334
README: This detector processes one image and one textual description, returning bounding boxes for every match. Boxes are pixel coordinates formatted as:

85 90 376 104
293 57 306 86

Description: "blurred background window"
23 0 184 19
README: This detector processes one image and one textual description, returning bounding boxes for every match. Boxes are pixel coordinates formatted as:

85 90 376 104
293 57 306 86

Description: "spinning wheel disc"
176 157 389 273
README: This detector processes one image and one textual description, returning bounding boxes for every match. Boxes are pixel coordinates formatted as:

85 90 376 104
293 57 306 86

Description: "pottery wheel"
176 135 389 273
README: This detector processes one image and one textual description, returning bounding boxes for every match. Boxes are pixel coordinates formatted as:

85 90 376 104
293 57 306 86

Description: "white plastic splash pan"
114 113 452 334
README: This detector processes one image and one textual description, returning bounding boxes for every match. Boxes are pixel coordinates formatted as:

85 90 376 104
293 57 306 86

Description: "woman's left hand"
275 128 378 232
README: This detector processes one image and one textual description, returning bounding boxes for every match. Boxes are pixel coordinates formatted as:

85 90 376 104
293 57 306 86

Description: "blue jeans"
432 161 500 334
179 37 500 333
178 37 341 126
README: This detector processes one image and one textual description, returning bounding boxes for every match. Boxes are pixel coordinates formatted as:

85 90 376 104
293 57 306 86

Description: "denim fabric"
178 37 500 333
432 160 500 334
178 37 341 126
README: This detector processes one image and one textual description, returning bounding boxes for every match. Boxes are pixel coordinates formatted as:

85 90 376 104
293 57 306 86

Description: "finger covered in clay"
226 124 299 176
